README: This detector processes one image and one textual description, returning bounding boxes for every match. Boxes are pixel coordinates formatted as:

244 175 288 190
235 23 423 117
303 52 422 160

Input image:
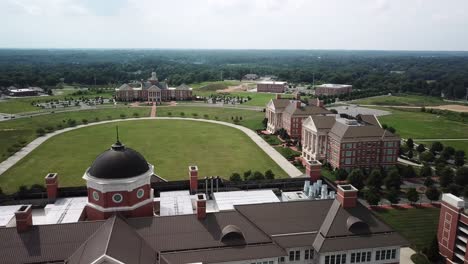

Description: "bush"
45 125 55 132
348 169 365 190
455 167 468 186
419 165 432 177
82 118 88 124
67 119 77 127
229 173 242 182
406 188 419 204
386 188 400 204
94 117 99 122
107 115 112 120
265 170 275 180
439 167 454 187
192 113 198 117
120 113 126 119
364 189 380 205
133 112 140 117
243 170 252 181
248 171 265 181
416 144 425 153
167 112 172 116
335 169 348 181
425 187 440 202
180 112 185 117
203 114 209 119
36 128 46 136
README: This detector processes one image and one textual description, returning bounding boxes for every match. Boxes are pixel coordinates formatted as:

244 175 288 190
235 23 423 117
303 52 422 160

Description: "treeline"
1 49 468 99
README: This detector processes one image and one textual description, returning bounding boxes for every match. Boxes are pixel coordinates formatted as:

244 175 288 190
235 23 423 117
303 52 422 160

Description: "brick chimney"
296 101 301 108
15 205 32 233
304 159 322 182
196 194 206 220
189 165 198 194
45 173 58 201
337 184 358 208
276 94 281 99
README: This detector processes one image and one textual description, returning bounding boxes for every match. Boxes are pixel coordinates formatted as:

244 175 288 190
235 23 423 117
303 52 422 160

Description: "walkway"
0 117 303 178
150 102 157 117
412 138 468 141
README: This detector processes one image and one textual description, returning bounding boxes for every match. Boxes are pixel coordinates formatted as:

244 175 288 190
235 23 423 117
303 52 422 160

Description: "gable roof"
176 84 192 90
270 99 291 109
147 85 161 91
329 120 399 141
304 115 337 130
118 84 133 91
284 102 332 117
67 215 156 264
356 114 381 127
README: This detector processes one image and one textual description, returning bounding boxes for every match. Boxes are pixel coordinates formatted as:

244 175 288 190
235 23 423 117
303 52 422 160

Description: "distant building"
315 84 352 96
257 81 287 93
243 74 259 80
115 71 192 103
301 114 400 171
265 96 332 139
8 88 38 97
437 193 468 263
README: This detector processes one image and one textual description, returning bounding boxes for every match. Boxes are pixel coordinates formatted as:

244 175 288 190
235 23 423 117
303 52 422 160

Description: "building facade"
115 71 192 103
258 81 287 93
302 115 400 171
438 193 468 263
315 84 352 96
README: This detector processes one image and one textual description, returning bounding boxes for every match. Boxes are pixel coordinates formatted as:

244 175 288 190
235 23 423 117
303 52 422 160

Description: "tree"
455 167 468 186
265 169 275 180
425 235 441 262
366 169 383 190
425 187 440 203
81 118 88 124
407 150 413 159
386 188 400 205
424 177 435 187
406 138 414 150
36 128 46 136
403 165 416 178
384 169 401 190
419 164 432 178
447 184 462 196
229 173 242 182
416 143 425 153
180 112 185 117
335 169 348 181
419 151 434 163
454 150 466 166
249 171 265 181
243 170 252 181
132 112 139 118
441 146 455 160
439 167 454 187
430 141 443 153
406 188 419 204
119 113 126 119
386 126 396 134
364 189 380 206
347 169 365 190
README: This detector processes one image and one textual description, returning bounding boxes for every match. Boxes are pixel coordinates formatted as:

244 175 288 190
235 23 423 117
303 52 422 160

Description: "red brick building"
257 81 287 93
438 193 468 263
115 71 192 103
315 84 352 96
281 101 332 139
302 115 400 171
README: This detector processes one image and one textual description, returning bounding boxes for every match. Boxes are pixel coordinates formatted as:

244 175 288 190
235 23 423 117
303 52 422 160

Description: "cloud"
4 0 90 16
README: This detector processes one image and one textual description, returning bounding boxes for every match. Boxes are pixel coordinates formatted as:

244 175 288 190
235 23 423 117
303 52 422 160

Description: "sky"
0 0 467 51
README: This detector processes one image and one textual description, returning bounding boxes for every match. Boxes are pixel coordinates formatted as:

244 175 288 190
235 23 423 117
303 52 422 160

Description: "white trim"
83 164 153 193
112 193 123 203
136 188 145 199
91 254 126 264
87 191 154 213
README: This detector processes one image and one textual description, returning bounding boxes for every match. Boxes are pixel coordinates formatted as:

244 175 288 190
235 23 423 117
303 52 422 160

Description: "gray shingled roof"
357 114 381 127
67 215 156 264
271 99 291 109
309 116 337 129
284 102 332 116
329 121 399 141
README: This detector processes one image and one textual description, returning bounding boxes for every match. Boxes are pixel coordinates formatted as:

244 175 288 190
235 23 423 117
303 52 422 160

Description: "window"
289 250 300 261
375 249 396 261
346 151 353 157
136 188 145 199
92 191 100 201
112 193 123 203
278 257 285 263
375 251 380 261
341 254 346 264
345 158 352 165
295 251 300 261
326 253 346 264
386 149 394 155
345 143 353 149
391 249 396 259
268 261 274 264
366 252 371 262
325 256 330 264
350 251 370 263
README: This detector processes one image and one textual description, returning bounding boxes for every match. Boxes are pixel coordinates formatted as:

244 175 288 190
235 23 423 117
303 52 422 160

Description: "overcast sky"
0 0 467 50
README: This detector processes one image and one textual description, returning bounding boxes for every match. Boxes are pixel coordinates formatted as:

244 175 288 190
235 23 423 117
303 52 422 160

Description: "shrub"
120 114 126 119
180 112 185 117
406 188 419 204
249 171 265 181
67 119 77 127
364 189 380 205
82 118 88 124
107 115 112 120
203 114 209 119
56 123 63 129
133 112 140 117
335 169 348 181
36 128 46 136
386 188 400 204
425 187 440 202
348 169 365 190
229 173 242 182
45 126 55 132
192 113 198 117
94 117 99 122
265 170 275 180
243 170 252 181
167 112 172 116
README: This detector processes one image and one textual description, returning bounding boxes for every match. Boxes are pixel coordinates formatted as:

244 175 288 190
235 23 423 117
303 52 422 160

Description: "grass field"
0 119 287 194
156 106 265 130
374 207 440 251
378 108 468 139
190 80 241 90
0 107 151 162
0 91 114 114
353 94 447 106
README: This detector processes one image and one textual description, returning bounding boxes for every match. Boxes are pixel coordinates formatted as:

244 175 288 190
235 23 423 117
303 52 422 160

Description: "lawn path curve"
0 117 303 178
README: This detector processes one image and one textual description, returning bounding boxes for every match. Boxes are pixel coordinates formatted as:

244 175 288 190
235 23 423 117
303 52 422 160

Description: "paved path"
0 117 303 178
412 138 468 141
150 103 157 117
400 247 416 264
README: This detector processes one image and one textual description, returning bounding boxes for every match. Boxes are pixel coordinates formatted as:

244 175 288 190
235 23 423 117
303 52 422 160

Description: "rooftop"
316 84 352 88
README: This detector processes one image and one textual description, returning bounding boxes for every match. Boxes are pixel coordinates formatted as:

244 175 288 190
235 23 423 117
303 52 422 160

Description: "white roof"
32 197 87 225
281 191 310 202
0 205 22 227
258 81 287 85
316 84 352 88
213 190 280 211
159 191 194 216
10 88 35 92
442 193 465 209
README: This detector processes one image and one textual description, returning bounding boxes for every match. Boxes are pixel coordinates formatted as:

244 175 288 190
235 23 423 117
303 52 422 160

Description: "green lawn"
0 120 287 194
374 207 440 251
156 106 266 130
0 91 114 114
190 80 241 90
274 146 301 160
378 108 468 139
0 107 151 162
353 94 447 106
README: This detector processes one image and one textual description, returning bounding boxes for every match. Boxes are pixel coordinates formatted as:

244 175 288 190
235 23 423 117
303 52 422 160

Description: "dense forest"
0 49 467 99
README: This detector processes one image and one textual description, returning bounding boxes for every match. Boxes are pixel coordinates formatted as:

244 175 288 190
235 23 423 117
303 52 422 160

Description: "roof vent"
220 225 245 244
346 216 369 233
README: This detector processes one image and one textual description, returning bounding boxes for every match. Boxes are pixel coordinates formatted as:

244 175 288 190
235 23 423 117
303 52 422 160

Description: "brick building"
257 81 287 93
115 71 192 103
438 193 468 263
0 138 408 264
315 84 352 96
302 114 400 171
265 97 332 139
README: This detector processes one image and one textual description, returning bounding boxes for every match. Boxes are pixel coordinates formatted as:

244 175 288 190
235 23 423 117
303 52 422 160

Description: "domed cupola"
88 141 150 179
83 139 155 221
